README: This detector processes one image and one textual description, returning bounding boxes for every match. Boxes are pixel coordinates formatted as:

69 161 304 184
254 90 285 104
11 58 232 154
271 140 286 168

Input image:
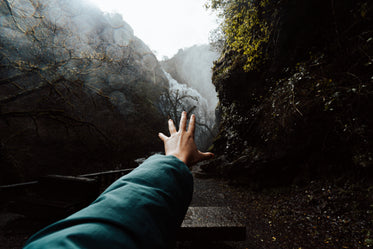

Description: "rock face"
0 0 168 184
210 0 373 186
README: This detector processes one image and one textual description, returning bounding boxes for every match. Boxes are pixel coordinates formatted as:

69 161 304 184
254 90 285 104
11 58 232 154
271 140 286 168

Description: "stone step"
178 207 246 241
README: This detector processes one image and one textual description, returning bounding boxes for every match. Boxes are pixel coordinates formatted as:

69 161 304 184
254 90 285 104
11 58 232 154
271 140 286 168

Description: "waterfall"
160 71 216 149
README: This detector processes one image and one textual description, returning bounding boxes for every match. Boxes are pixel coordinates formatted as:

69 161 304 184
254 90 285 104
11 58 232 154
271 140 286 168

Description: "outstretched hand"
158 111 214 167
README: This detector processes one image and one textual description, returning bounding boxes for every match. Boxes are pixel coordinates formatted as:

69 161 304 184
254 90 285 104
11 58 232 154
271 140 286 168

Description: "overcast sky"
86 0 218 59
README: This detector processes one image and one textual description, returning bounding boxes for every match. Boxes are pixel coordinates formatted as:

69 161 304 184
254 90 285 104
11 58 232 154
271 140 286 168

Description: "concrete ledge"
178 207 246 241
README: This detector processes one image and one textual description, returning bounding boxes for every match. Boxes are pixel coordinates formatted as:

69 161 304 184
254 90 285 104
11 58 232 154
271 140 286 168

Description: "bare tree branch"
0 110 115 147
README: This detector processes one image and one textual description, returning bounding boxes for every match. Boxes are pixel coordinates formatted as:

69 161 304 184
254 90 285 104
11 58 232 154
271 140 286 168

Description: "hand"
158 111 214 166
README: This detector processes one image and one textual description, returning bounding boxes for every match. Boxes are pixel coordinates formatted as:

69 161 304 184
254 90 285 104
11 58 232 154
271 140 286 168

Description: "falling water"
161 71 216 149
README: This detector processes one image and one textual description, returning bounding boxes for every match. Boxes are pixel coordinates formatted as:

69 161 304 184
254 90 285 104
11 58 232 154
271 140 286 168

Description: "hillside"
206 0 373 187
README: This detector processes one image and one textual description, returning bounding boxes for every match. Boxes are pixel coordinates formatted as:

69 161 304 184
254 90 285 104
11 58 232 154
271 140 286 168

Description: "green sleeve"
23 154 193 249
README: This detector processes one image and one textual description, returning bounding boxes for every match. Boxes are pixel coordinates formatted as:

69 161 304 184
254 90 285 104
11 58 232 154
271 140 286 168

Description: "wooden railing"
0 168 136 198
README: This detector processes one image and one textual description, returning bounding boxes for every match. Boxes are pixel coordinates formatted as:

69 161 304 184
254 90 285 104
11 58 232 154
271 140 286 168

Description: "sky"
86 0 218 59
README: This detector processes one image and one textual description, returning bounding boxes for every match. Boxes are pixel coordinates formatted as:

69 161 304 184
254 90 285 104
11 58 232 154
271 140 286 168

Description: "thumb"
197 151 215 162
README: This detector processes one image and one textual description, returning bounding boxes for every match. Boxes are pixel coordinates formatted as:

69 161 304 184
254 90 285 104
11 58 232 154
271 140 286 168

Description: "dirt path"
186 168 373 249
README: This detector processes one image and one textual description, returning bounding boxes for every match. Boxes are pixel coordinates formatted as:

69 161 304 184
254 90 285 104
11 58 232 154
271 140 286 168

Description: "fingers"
168 119 177 135
179 111 187 131
158 132 168 141
188 114 195 135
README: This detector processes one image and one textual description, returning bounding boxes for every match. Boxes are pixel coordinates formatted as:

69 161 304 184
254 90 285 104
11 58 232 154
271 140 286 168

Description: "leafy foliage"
206 0 274 71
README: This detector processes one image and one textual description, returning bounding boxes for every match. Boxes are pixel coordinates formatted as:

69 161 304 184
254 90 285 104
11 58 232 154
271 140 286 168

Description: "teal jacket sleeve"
23 154 194 249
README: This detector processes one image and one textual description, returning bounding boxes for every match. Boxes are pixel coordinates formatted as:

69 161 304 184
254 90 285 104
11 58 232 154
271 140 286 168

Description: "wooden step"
178 207 246 241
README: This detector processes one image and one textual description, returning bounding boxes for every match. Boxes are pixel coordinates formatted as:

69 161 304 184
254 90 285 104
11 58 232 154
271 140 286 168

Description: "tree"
206 0 275 71
159 86 215 150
